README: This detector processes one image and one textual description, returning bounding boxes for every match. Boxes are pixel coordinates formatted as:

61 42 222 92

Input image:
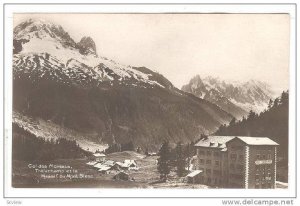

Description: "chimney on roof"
218 143 222 147
210 142 215 147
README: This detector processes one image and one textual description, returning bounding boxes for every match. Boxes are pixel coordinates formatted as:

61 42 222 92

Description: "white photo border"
3 3 297 198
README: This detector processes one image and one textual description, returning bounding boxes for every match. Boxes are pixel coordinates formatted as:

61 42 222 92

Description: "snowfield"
14 18 166 89
13 111 108 153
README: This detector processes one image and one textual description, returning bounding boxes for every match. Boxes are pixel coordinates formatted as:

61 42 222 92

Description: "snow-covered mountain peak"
13 18 173 90
14 18 76 48
14 18 61 38
182 74 276 117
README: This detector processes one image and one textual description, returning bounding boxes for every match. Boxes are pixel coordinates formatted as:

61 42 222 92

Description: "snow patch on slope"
13 111 108 153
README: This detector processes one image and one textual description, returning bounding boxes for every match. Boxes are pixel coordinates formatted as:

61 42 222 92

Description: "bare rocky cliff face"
77 36 97 56
12 18 233 150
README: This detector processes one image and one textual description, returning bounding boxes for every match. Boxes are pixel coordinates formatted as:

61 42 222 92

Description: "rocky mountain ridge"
182 75 275 119
13 18 233 150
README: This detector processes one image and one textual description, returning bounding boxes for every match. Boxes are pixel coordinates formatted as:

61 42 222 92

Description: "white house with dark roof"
195 136 279 189
92 152 106 162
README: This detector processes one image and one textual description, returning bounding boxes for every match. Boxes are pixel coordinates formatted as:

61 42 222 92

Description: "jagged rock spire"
77 36 97 56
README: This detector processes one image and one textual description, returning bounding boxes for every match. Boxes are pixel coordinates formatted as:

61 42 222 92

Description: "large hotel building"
194 136 279 189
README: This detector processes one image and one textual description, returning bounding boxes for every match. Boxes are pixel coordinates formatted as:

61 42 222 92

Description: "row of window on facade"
199 151 272 160
230 145 243 150
198 150 245 161
199 159 244 171
229 153 244 160
256 164 272 169
203 177 222 185
198 150 222 157
229 173 244 180
255 173 273 181
229 163 244 171
256 153 272 160
256 174 272 179
255 164 272 175
255 181 273 189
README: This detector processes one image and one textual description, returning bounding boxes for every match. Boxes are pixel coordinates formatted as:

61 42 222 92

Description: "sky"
14 13 290 92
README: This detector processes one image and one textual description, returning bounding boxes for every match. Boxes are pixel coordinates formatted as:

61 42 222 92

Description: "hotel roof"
194 136 279 149
194 136 234 148
236 136 279 146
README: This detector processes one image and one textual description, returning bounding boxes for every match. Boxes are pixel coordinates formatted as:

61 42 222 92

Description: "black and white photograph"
1 2 298 203
11 12 290 189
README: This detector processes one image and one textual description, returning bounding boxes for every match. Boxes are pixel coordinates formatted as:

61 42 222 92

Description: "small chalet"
97 165 112 174
123 160 138 170
103 160 115 167
116 160 138 170
92 153 106 162
86 161 97 166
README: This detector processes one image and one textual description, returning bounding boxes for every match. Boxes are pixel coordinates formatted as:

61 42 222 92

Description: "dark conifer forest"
215 91 289 166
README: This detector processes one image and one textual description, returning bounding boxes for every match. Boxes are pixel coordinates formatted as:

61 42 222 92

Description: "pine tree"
268 99 273 109
175 142 186 177
157 140 171 181
280 91 289 105
136 147 142 153
144 147 149 156
229 117 236 126
247 110 256 120
273 97 279 107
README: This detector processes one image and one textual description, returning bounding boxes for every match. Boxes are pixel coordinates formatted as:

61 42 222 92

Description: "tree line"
104 141 135 154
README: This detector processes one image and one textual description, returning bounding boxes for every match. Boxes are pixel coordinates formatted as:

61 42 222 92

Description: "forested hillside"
215 91 289 165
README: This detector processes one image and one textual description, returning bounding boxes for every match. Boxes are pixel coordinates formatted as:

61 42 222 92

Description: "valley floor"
11 151 287 189
11 151 208 189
